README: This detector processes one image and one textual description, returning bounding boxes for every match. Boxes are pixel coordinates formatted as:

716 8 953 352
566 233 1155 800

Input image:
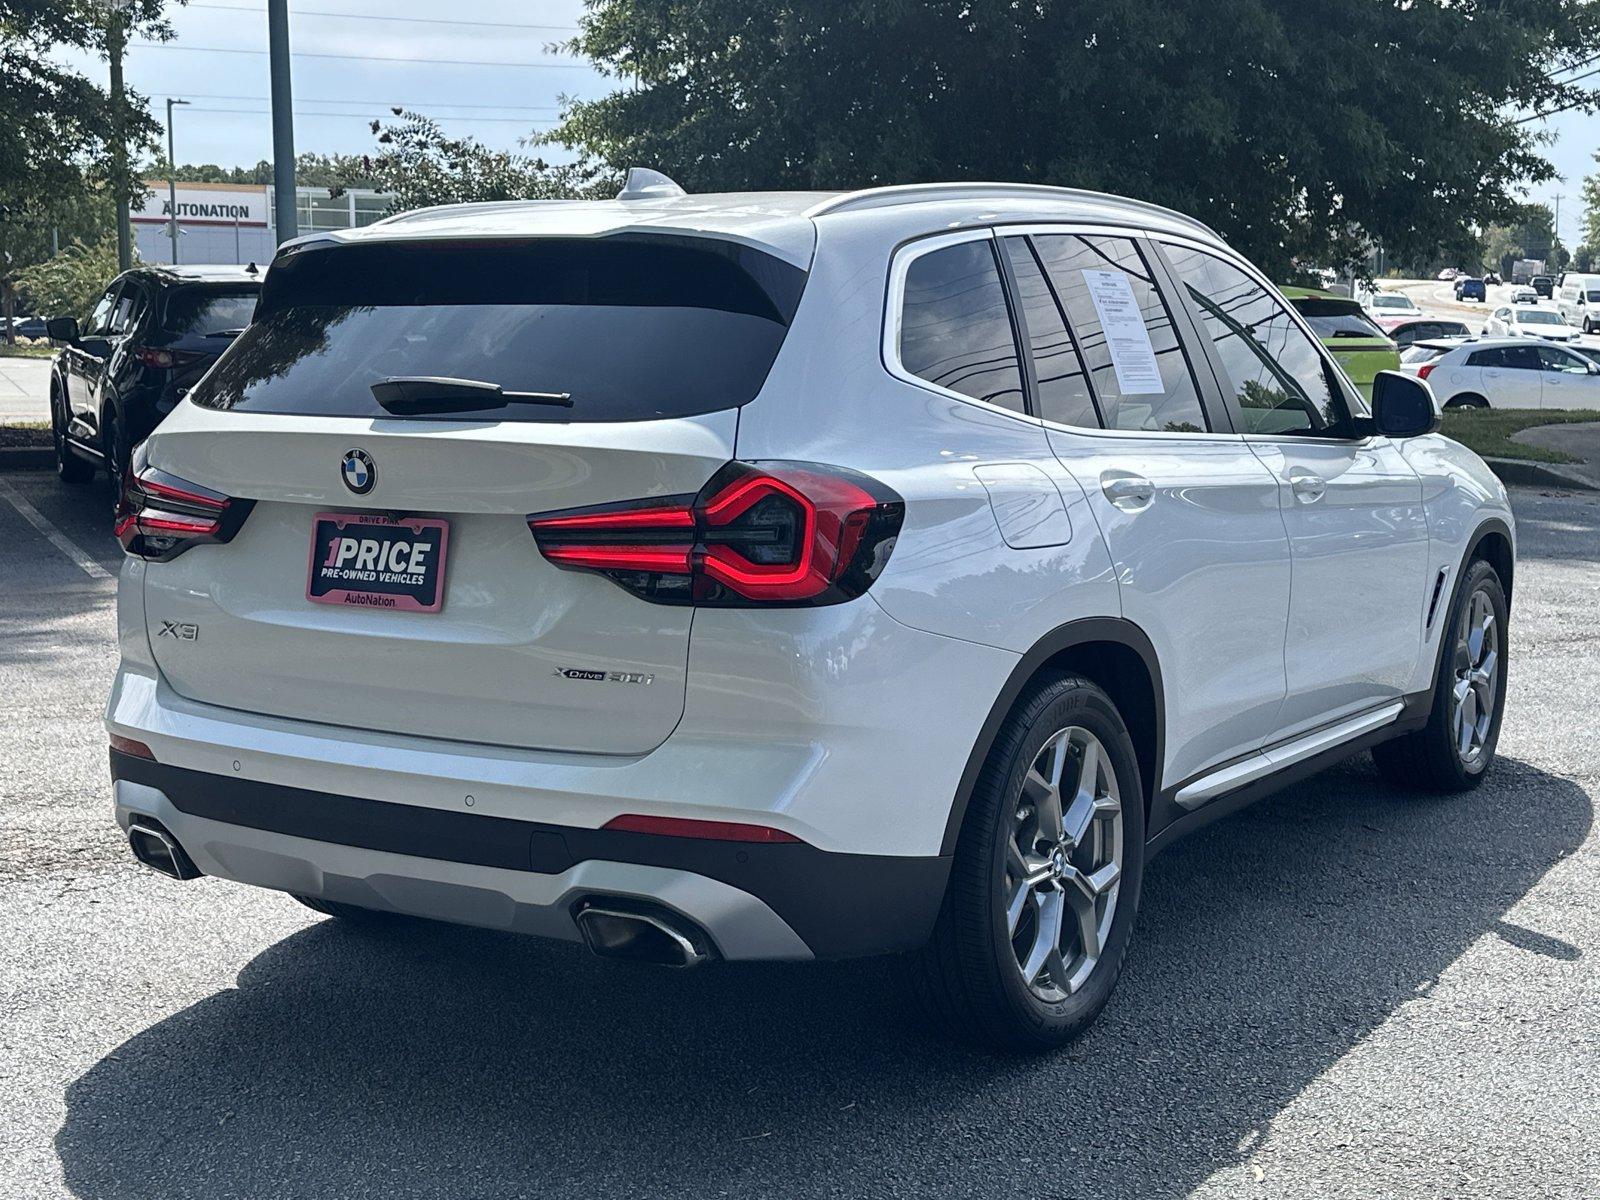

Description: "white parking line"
0 478 112 580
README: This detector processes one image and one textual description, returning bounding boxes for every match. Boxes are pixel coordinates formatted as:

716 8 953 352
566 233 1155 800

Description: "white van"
1556 273 1600 332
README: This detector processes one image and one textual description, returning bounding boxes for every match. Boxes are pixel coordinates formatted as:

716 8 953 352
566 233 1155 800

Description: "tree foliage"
1479 204 1559 275
165 153 376 189
1 0 172 332
14 236 124 324
336 110 613 214
554 0 1600 279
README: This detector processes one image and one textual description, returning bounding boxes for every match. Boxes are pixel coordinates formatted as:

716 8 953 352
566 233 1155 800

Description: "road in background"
1 469 1597 1199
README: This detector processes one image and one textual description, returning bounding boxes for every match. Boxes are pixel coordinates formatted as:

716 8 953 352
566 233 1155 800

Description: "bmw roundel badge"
341 448 375 495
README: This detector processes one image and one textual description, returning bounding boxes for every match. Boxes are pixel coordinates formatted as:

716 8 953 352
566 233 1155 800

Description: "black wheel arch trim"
1426 516 1514 686
940 616 1167 856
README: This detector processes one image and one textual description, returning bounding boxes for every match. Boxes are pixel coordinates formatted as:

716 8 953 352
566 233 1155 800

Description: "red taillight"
135 347 202 370
602 813 803 844
116 443 253 561
527 461 904 606
1417 363 1436 381
109 733 156 760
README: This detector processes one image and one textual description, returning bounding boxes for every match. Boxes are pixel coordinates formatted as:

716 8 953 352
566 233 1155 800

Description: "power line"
1513 64 1600 124
131 41 591 68
185 2 578 33
150 90 559 112
183 104 558 125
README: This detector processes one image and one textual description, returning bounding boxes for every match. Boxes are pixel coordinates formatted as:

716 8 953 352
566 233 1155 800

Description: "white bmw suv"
108 175 1515 1050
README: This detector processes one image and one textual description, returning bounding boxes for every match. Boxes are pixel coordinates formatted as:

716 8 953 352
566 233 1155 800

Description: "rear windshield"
190 237 806 423
1290 298 1389 340
161 286 259 337
1400 343 1450 364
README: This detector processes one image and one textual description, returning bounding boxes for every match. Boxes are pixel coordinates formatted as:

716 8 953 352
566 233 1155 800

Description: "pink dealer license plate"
306 512 450 613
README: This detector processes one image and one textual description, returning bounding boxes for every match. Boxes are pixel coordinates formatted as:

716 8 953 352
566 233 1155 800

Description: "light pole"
165 97 188 264
268 0 298 243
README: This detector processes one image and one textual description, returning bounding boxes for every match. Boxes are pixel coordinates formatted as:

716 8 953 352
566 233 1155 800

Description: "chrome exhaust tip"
127 818 203 881
573 903 709 968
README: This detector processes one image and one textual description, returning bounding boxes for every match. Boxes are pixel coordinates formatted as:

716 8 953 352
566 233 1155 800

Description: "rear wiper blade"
370 376 574 415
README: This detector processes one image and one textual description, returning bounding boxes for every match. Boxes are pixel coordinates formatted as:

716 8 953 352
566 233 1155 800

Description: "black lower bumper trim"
110 750 950 959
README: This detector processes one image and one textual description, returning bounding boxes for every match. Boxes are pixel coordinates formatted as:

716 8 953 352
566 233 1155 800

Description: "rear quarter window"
191 236 807 423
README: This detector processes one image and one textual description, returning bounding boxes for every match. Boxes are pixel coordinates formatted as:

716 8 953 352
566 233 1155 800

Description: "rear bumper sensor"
110 750 951 960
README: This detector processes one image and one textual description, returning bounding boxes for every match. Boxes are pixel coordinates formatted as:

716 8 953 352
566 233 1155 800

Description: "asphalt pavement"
1 468 1597 1199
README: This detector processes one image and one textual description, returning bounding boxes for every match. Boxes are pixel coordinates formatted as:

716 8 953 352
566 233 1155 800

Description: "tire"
51 385 94 484
293 894 422 926
1445 393 1489 410
102 407 131 488
909 673 1145 1052
1373 558 1508 793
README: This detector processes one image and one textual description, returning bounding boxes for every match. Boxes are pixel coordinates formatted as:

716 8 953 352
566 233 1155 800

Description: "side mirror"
1588 362 1600 376
46 316 81 345
1371 370 1440 438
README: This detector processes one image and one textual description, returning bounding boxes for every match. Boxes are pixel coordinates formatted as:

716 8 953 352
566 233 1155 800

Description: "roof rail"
803 182 1221 240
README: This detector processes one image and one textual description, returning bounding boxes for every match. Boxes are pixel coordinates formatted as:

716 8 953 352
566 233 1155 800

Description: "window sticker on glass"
1081 269 1164 395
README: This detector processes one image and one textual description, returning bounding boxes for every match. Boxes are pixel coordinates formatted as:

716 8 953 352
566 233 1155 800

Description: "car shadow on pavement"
56 755 1590 1200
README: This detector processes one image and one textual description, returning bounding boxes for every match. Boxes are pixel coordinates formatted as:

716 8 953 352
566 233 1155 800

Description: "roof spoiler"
617 167 686 201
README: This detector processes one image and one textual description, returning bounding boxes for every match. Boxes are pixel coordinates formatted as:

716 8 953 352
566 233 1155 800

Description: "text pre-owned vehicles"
106 176 1515 1051
1555 273 1600 332
1279 287 1400 397
1376 316 1471 347
1400 336 1600 409
1482 304 1577 342
47 265 261 490
1455 276 1488 302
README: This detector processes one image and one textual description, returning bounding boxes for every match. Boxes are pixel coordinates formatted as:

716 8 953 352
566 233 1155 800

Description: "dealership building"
131 180 393 265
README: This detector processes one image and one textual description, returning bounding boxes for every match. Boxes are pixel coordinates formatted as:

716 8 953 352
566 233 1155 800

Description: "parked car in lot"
1454 276 1487 302
48 264 260 491
1365 291 1423 318
1555 273 1600 333
1532 275 1555 298
1279 287 1400 397
1400 336 1600 409
106 177 1516 1051
1377 317 1471 347
4 314 49 340
1482 304 1577 342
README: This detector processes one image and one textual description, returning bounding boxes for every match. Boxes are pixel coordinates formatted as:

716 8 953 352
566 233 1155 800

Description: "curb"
0 446 53 471
1484 456 1600 492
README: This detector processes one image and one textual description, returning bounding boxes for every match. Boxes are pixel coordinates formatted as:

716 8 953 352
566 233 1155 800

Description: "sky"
58 1 1599 246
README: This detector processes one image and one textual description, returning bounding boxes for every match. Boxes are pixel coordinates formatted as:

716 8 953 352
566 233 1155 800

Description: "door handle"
1289 473 1326 504
1101 473 1155 511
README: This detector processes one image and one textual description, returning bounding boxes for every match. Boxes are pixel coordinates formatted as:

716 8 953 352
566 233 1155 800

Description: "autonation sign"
132 182 270 228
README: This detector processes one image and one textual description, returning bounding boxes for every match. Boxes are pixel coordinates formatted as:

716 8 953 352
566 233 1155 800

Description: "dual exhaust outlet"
126 817 709 967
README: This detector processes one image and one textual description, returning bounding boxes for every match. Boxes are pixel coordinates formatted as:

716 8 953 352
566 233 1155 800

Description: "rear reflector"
602 814 803 844
109 734 156 760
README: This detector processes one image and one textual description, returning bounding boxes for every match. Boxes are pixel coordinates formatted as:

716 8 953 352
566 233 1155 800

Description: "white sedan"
1400 336 1600 409
1482 305 1577 342
1366 291 1423 318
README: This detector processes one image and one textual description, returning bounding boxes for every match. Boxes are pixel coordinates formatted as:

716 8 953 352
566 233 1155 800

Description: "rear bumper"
111 750 950 960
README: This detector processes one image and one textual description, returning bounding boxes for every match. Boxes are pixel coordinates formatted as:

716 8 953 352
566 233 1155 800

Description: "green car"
1279 286 1400 399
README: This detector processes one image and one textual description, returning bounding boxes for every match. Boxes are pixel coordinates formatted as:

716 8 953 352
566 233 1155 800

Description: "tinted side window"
1000 237 1100 427
899 239 1025 412
1502 346 1542 371
1031 234 1209 432
88 288 118 336
1538 345 1588 373
1164 245 1346 436
1466 349 1502 368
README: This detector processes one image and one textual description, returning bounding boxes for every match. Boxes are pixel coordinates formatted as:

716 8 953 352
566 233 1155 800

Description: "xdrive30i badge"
554 667 654 686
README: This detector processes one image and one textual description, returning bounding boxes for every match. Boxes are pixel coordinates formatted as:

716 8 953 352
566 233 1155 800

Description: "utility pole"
165 97 188 264
1554 193 1563 266
106 0 134 271
268 0 298 244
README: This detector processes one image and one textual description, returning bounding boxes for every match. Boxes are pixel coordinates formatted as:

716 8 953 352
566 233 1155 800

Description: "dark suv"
48 265 260 489
1453 276 1487 303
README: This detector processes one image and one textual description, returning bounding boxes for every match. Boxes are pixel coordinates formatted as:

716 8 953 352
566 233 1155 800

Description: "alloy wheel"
1452 587 1499 767
1004 726 1123 1001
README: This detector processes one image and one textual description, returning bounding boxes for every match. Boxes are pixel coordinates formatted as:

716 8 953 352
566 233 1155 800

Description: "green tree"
15 236 124 325
553 0 1600 280
337 110 610 214
1479 204 1558 276
1 0 172 338
1579 152 1600 258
